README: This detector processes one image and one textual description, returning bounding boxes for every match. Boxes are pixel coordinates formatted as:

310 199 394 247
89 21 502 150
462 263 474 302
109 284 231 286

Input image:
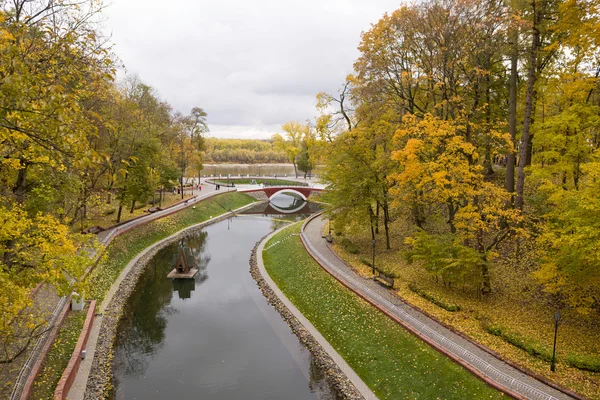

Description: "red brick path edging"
19 295 72 400
53 300 96 400
298 214 527 400
301 213 589 400
84 190 232 278
99 195 198 232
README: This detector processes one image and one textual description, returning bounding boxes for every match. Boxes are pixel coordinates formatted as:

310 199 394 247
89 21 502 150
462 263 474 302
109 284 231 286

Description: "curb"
254 225 376 400
310 213 586 400
18 295 72 400
81 200 260 399
85 190 238 278
299 213 529 399
54 301 96 400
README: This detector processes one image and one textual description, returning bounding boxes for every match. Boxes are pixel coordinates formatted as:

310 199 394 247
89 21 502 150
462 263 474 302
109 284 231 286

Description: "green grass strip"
87 192 255 303
30 311 86 400
263 223 505 400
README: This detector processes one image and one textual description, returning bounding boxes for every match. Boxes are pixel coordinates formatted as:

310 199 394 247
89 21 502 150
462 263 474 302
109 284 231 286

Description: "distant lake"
201 164 322 178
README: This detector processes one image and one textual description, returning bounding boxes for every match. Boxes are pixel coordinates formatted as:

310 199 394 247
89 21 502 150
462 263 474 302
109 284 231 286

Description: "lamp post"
371 239 376 275
551 311 561 372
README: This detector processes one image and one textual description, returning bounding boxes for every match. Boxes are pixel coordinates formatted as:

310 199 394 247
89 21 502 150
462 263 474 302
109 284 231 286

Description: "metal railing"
301 230 561 400
10 295 68 400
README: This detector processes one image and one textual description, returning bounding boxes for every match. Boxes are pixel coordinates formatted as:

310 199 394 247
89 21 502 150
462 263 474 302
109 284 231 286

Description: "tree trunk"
481 257 492 294
375 203 380 234
12 161 29 204
382 197 391 250
180 177 184 200
515 1 541 210
506 28 518 194
293 161 298 178
447 202 457 233
130 200 136 213
107 176 114 204
116 204 123 223
368 205 376 241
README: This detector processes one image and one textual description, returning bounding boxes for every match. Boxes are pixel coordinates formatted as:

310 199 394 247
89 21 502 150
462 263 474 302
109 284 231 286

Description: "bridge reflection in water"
243 193 322 216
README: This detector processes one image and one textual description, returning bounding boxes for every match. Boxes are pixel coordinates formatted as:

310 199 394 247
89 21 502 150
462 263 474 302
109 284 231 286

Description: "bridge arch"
268 201 308 214
268 189 307 201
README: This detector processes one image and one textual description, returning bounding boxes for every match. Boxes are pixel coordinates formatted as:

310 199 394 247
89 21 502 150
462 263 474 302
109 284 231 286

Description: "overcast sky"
102 0 401 139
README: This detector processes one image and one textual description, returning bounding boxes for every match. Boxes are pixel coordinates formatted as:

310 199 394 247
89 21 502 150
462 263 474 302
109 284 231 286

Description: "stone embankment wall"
249 241 364 400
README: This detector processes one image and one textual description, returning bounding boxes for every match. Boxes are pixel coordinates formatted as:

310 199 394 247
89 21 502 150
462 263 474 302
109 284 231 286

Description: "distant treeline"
202 138 288 164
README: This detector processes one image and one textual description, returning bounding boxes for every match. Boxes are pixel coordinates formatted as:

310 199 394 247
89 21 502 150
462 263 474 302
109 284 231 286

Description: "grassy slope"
32 192 255 399
330 222 600 398
263 223 504 400
87 192 255 303
30 310 86 400
75 191 197 233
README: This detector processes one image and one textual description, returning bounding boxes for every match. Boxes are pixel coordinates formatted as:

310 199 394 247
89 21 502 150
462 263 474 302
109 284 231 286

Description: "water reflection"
111 215 340 400
203 163 323 177
242 193 322 222
172 279 195 300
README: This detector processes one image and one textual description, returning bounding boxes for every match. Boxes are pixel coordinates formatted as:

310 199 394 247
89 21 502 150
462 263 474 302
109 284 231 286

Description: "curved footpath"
255 228 377 400
67 185 241 400
301 215 574 400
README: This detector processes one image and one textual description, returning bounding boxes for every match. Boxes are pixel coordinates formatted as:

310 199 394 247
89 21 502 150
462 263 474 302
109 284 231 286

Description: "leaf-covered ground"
87 192 255 303
30 309 86 400
263 223 505 400
88 192 256 304
79 191 197 233
330 218 600 399
28 192 255 399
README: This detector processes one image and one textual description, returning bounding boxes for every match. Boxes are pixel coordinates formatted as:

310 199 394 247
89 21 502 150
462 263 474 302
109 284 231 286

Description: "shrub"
409 283 461 312
567 354 600 372
360 256 372 267
340 237 359 254
481 319 552 362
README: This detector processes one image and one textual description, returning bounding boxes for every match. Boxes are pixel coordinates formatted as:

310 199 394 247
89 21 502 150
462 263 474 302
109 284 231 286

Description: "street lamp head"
554 311 561 323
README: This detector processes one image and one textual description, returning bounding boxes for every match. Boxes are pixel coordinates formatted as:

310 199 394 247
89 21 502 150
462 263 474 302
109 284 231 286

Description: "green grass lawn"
212 178 308 186
30 310 86 400
263 223 505 400
87 192 255 304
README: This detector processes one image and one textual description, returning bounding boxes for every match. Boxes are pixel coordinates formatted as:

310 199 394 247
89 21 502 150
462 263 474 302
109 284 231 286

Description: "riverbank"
261 222 505 399
52 192 256 399
251 230 369 400
328 219 599 399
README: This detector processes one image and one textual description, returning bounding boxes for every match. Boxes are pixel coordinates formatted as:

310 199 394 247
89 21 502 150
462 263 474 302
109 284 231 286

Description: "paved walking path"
67 197 260 400
302 215 573 400
96 180 234 245
256 228 377 400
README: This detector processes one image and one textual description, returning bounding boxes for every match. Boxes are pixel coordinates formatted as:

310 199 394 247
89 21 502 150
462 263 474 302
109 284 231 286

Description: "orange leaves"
391 114 481 207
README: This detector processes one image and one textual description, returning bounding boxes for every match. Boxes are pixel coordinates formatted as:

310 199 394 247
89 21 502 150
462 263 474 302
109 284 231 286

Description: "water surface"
111 198 339 400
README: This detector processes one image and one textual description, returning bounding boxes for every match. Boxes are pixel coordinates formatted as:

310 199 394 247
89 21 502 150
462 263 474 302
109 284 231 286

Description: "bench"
146 206 162 213
82 226 104 234
374 273 394 288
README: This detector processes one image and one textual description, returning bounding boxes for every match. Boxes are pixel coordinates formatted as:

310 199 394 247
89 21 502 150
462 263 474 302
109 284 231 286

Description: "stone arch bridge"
243 186 324 201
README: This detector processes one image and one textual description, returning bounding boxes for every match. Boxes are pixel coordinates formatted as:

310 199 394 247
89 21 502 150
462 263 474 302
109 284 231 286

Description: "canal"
110 194 339 399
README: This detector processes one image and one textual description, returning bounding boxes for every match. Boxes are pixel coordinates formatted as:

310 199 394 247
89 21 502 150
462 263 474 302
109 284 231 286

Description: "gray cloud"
103 0 401 138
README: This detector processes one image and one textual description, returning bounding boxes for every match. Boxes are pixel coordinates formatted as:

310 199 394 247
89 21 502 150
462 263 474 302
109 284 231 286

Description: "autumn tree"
273 121 306 178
